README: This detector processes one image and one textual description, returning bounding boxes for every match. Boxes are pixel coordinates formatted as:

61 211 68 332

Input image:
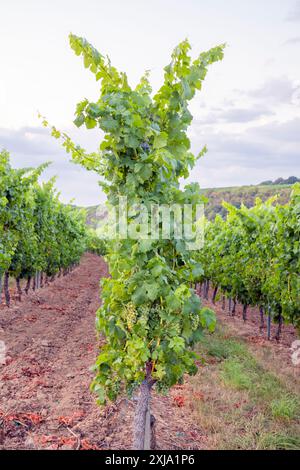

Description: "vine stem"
133 362 156 450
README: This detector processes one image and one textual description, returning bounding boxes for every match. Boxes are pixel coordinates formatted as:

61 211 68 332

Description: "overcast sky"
0 0 299 206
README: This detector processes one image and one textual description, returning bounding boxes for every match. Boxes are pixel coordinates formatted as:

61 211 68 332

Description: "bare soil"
1 256 298 450
0 254 201 450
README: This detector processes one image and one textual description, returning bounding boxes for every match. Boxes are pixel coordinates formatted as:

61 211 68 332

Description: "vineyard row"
194 185 300 339
0 150 88 307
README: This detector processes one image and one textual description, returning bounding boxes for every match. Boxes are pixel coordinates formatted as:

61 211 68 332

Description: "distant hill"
82 183 295 227
84 205 102 227
201 184 292 220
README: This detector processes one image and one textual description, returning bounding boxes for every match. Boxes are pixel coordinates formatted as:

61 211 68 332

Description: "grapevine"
0 150 87 305
196 186 300 337
44 34 224 448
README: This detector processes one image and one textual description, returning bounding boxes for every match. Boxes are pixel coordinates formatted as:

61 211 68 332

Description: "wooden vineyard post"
0 274 3 303
267 304 272 340
259 306 264 332
4 272 10 307
133 362 156 450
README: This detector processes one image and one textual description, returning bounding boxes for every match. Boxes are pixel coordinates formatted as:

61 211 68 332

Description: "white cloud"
1 0 300 203
187 117 300 188
246 77 300 104
287 1 300 21
197 106 273 125
0 126 104 206
284 36 300 45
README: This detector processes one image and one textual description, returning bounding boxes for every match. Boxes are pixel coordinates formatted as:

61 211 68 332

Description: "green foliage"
196 185 300 330
45 34 225 404
86 228 107 256
0 150 87 281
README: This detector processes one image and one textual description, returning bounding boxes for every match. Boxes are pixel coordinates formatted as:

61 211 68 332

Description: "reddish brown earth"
1 255 298 450
0 254 202 450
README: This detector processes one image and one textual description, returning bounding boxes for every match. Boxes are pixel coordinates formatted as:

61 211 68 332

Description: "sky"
0 0 299 206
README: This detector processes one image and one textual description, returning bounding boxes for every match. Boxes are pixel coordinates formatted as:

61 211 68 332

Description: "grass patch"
257 432 300 450
253 372 283 401
270 397 299 420
220 359 253 390
197 327 249 360
190 326 300 449
206 338 247 359
231 429 300 450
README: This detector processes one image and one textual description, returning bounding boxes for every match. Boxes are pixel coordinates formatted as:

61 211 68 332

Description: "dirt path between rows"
0 254 202 450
